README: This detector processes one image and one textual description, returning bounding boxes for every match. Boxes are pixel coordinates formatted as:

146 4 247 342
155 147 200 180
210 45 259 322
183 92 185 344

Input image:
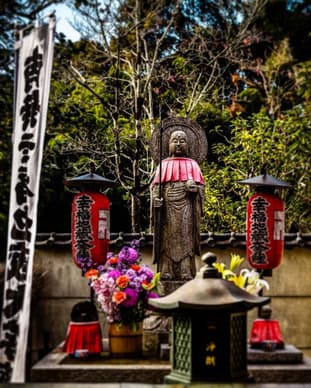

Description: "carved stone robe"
152 157 205 280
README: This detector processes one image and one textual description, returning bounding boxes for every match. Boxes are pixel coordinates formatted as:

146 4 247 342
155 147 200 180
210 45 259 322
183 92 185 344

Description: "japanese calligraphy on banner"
246 193 285 270
0 16 55 382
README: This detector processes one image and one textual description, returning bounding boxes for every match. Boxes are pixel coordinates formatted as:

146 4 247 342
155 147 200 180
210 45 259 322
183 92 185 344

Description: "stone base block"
31 344 311 384
248 344 304 364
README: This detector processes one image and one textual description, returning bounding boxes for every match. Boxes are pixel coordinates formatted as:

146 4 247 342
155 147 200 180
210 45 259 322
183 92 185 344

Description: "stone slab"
5 384 311 388
248 356 311 384
31 348 170 384
31 345 311 384
248 344 304 364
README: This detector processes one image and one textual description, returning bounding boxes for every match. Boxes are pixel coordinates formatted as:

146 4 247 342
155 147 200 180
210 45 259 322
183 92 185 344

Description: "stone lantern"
148 252 270 384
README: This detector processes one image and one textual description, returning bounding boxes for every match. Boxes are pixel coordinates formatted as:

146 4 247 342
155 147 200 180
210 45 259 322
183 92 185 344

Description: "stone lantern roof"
64 172 118 191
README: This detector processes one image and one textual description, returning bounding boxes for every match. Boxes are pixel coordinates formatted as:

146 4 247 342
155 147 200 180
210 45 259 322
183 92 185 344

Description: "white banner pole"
0 15 55 383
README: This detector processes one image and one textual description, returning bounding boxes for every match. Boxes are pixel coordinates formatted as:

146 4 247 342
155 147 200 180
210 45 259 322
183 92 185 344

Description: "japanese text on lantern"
74 194 94 259
249 196 269 264
205 341 216 367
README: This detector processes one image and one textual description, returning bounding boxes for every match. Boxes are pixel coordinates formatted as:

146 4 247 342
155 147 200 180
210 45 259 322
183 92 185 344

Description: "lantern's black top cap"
65 172 119 190
239 174 290 188
148 276 270 312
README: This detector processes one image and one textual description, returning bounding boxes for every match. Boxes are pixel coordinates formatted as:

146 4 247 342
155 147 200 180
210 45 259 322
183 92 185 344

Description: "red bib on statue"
153 157 204 184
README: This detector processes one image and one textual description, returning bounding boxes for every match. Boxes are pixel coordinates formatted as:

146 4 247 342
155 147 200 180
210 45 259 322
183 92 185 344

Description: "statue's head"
150 117 207 164
169 130 188 157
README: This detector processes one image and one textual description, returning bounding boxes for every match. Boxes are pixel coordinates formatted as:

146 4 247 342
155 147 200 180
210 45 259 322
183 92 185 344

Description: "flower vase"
108 322 143 357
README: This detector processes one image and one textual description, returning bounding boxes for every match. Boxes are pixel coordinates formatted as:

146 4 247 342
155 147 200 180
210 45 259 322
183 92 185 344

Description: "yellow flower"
213 255 269 295
213 262 226 275
229 254 244 272
223 269 236 279
230 274 246 288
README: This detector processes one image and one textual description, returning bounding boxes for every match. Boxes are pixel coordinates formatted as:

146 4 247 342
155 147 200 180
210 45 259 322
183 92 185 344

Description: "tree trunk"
131 192 141 233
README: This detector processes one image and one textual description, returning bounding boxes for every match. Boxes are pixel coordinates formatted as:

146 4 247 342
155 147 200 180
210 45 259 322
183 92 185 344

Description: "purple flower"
147 291 159 299
108 270 121 279
77 256 99 275
122 288 139 307
97 265 105 273
125 269 136 279
119 246 139 263
130 277 143 292
139 266 154 281
130 239 140 249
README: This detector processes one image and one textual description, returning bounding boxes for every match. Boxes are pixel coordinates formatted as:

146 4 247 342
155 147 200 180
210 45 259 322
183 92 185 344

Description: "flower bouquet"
85 240 160 328
213 253 269 295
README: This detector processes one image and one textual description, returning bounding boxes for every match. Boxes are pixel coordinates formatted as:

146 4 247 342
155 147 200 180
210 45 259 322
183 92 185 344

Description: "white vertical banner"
0 15 55 383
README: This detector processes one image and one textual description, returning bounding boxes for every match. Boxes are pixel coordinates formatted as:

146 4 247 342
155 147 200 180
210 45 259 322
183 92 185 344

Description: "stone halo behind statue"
150 116 208 165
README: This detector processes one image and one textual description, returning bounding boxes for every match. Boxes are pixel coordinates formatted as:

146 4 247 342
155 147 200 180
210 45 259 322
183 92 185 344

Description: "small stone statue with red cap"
249 305 284 351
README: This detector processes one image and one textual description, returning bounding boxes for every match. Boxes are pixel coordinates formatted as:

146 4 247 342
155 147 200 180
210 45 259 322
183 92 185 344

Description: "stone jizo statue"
150 118 207 281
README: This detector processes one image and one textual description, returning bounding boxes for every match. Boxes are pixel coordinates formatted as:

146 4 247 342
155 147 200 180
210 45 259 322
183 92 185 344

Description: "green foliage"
202 107 311 232
202 163 247 232
294 60 311 101
238 88 264 115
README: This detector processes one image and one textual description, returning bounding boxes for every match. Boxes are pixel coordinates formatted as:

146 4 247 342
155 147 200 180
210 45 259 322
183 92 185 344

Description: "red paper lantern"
246 192 285 270
71 191 110 268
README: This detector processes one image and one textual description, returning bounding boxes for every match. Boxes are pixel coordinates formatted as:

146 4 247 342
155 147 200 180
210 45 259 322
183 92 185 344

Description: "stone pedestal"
248 344 304 364
143 281 186 358
143 314 171 359
31 343 311 383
